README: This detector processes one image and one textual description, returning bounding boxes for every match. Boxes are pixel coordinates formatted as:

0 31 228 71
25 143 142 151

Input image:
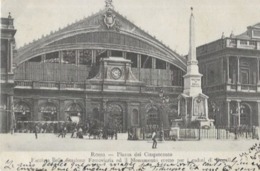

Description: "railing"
144 86 183 93
14 80 183 93
203 84 225 92
1 73 14 81
33 81 59 89
241 84 257 91
169 126 257 140
15 80 32 87
197 38 260 56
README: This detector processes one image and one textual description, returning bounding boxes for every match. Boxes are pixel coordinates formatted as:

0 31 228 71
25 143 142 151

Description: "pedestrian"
71 127 77 138
78 127 83 139
34 125 38 139
57 127 63 138
63 126 67 138
152 130 157 149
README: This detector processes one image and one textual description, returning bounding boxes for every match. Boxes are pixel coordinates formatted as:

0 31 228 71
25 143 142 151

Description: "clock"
111 67 122 80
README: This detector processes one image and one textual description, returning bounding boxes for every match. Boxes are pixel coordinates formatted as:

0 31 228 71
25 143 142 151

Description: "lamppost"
209 100 219 126
150 89 170 141
0 103 15 134
230 103 241 140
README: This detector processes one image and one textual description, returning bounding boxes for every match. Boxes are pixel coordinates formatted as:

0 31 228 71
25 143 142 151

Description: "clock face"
111 68 122 80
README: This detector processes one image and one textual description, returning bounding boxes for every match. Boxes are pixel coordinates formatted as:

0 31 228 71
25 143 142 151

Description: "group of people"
30 118 120 140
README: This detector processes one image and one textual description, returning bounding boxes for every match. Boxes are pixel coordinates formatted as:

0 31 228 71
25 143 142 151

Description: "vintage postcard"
1 0 260 170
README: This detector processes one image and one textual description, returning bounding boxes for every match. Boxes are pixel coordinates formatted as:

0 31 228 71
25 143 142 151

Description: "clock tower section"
90 56 144 91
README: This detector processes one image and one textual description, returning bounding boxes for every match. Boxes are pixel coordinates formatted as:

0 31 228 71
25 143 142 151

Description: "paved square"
0 133 258 152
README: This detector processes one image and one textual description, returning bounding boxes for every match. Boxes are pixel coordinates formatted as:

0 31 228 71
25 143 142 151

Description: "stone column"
139 102 147 132
85 98 92 120
226 100 231 127
75 50 79 82
103 99 109 127
42 54 46 81
226 56 230 83
220 57 224 83
59 100 65 121
107 50 111 57
257 58 260 84
257 101 260 126
237 56 241 91
32 98 39 121
58 51 62 82
10 95 14 133
6 95 13 133
92 50 96 65
205 98 209 119
126 102 131 130
6 39 10 74
122 52 127 59
137 54 141 80
9 40 13 74
237 100 241 126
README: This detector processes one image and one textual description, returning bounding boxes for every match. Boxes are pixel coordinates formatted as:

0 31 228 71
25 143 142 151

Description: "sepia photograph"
1 0 260 170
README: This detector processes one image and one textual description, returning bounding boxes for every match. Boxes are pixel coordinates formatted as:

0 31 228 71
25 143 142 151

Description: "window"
111 50 122 57
141 55 152 68
96 50 107 66
170 64 184 86
14 102 31 121
79 49 92 65
1 39 7 69
147 108 159 126
62 50 76 64
126 52 137 68
249 41 256 46
241 69 249 84
240 40 247 45
28 56 41 62
45 52 59 63
40 102 57 121
156 58 166 69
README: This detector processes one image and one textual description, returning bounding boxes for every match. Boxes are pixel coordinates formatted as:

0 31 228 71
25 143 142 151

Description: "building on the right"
197 23 260 128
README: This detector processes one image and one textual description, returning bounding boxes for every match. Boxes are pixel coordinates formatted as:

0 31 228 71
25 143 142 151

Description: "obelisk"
183 7 202 97
176 8 213 128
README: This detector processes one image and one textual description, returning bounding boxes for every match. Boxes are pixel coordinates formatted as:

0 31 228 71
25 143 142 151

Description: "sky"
1 0 260 55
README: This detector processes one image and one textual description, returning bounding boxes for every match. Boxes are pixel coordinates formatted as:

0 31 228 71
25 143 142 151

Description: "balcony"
226 39 260 50
226 83 260 93
197 38 260 56
203 83 260 93
0 73 14 83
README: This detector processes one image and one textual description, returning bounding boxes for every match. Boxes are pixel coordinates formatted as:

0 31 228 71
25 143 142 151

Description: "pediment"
15 7 186 71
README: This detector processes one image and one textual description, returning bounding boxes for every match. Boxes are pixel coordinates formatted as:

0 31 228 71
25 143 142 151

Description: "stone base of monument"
198 119 215 129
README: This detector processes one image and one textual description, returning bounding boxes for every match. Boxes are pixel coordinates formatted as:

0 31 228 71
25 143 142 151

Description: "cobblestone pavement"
0 133 258 152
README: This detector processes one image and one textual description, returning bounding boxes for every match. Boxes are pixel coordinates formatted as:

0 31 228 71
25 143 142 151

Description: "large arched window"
40 102 57 121
147 107 160 127
14 102 31 121
65 103 82 123
107 104 123 132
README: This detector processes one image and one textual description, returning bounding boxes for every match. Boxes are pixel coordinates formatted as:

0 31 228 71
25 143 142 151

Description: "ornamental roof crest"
103 8 120 31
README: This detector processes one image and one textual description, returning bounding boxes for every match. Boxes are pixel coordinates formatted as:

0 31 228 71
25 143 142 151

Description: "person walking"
62 126 67 138
152 130 157 149
34 124 38 139
57 127 63 138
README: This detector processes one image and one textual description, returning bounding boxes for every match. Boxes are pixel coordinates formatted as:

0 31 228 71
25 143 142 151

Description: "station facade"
0 6 186 133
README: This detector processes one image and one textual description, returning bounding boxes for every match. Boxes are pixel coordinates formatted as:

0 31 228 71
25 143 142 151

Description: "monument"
175 8 214 128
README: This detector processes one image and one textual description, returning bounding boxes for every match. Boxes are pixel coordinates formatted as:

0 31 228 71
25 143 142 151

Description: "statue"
105 0 114 9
